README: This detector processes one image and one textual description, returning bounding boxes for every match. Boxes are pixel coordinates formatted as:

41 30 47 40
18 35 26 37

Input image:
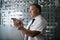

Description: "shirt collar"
34 15 41 19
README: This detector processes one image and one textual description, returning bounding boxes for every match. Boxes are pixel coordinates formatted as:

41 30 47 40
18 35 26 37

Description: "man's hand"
12 18 24 28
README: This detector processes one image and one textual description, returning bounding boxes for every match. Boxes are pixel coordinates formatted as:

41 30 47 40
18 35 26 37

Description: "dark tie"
25 19 35 40
28 19 35 29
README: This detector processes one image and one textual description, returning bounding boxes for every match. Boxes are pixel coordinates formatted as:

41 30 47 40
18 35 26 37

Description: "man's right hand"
12 18 24 28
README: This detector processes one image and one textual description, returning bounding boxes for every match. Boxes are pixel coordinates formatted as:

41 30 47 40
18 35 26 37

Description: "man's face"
29 5 39 18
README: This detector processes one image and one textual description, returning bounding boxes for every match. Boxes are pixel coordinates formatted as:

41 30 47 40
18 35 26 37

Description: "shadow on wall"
55 6 60 40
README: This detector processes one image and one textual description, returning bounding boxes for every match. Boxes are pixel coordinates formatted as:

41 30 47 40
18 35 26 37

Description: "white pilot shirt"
24 15 47 40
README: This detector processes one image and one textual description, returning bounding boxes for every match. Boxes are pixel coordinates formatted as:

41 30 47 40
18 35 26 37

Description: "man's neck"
32 14 40 19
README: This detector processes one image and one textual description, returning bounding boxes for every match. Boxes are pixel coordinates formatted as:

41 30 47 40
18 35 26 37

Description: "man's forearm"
20 27 40 37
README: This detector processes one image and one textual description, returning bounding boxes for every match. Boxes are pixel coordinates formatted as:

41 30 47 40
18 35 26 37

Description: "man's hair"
30 3 41 13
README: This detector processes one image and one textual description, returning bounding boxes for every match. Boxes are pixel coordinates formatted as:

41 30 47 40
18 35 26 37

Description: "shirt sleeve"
30 20 47 33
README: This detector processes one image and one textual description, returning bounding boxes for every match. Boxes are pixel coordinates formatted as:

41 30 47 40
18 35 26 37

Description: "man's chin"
31 16 33 18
